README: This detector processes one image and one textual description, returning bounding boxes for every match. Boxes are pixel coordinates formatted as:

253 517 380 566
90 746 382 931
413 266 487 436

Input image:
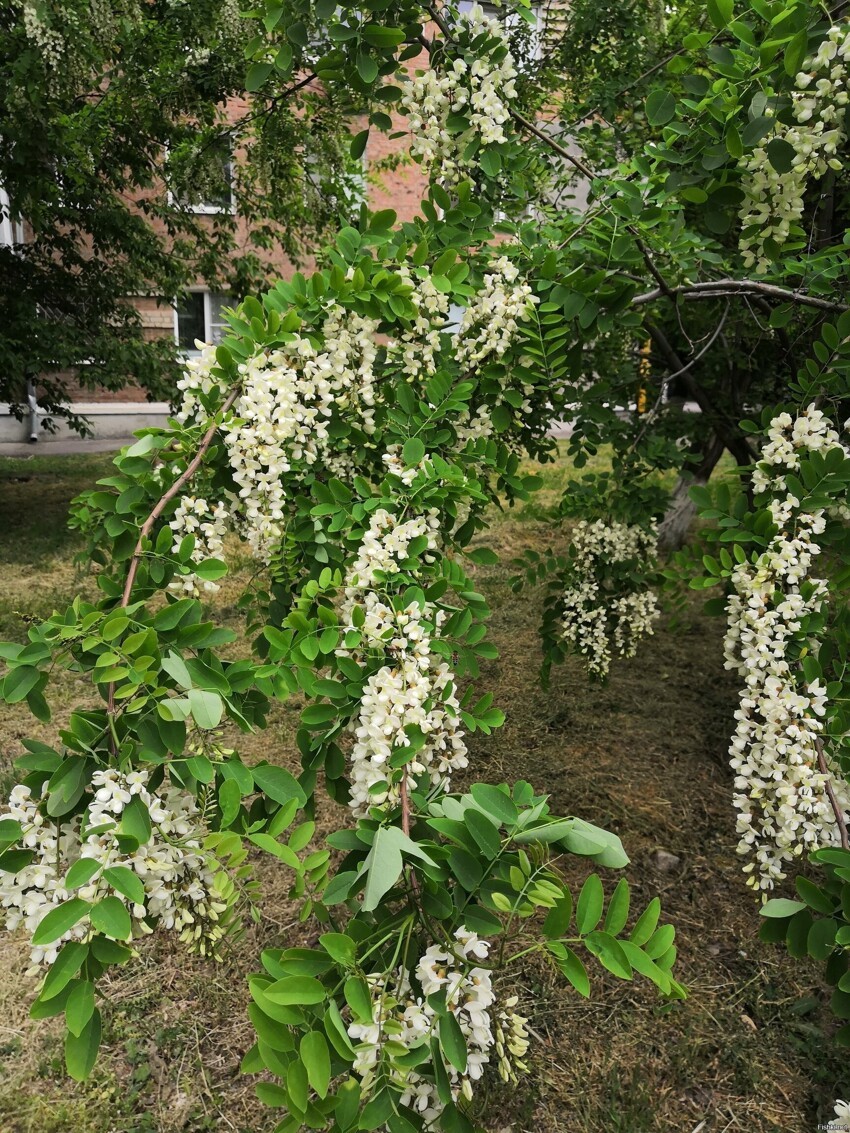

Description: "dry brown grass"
0 450 846 1133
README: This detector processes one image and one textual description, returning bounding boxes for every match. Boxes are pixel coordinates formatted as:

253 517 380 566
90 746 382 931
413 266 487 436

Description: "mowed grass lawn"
0 448 846 1133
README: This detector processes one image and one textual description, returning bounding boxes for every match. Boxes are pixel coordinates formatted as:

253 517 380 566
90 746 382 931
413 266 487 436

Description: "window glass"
202 156 234 212
175 292 205 352
207 292 232 343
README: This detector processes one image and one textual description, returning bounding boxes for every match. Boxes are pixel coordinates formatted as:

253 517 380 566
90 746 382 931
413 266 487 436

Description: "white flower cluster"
836 1100 850 1123
453 255 537 371
724 407 850 891
451 255 539 447
347 927 528 1127
400 4 517 182
169 495 229 596
338 507 468 815
0 769 226 973
176 341 223 422
350 660 468 815
176 304 379 563
17 0 69 70
739 24 850 272
560 519 659 679
382 445 432 487
751 406 846 494
392 266 452 382
388 255 538 457
342 507 441 604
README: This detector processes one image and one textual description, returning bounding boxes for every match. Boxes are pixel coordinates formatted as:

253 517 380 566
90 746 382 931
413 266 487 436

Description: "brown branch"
105 388 240 744
507 107 596 181
400 769 412 837
505 108 685 309
632 279 849 313
815 735 850 851
118 388 239 608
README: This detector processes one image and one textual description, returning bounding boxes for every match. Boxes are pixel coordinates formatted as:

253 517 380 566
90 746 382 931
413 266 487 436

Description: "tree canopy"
1 1 850 1129
0 0 360 427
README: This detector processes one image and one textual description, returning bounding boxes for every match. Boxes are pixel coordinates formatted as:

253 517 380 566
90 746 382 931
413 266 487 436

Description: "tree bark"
657 433 725 554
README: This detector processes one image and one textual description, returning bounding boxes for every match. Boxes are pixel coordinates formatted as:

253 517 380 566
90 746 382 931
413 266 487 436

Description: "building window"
302 149 366 226
169 145 235 215
193 153 234 214
174 291 233 354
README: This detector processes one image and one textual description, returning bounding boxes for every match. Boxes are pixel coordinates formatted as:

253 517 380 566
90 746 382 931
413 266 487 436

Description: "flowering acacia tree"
2 0 850 1123
0 194 683 1128
678 315 850 1044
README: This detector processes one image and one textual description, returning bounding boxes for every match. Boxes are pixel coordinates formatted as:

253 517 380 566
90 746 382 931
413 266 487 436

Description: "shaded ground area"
0 451 846 1133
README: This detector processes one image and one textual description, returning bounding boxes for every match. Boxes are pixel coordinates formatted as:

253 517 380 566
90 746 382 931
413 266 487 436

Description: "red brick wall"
60 50 433 404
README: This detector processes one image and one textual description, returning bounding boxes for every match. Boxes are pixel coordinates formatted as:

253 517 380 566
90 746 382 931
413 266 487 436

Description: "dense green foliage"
0 0 358 427
1 1 850 1129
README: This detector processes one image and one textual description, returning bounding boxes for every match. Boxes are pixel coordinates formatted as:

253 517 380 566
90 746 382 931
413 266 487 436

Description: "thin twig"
105 388 240 743
631 302 730 452
632 278 849 313
400 770 411 837
118 389 240 610
815 736 850 851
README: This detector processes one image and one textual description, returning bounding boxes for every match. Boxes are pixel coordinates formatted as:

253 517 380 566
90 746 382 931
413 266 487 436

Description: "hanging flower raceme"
400 3 518 183
392 265 453 383
0 768 232 973
558 518 660 679
346 927 529 1126
337 505 469 815
388 254 541 460
452 255 536 371
168 495 229 596
173 302 380 565
724 406 850 892
739 23 850 271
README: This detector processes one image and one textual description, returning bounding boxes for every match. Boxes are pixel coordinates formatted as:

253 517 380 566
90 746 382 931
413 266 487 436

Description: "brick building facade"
1 4 551 440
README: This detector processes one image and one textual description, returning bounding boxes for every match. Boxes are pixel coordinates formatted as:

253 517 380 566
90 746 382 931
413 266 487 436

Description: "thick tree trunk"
657 433 725 554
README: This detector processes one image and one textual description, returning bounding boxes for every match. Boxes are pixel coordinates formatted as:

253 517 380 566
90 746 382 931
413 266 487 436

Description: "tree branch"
106 388 240 746
632 278 849 313
815 736 850 852
118 388 240 609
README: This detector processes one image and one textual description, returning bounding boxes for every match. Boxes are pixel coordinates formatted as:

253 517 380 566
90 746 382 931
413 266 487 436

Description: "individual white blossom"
400 4 518 183
0 770 227 973
347 929 528 1127
559 519 659 678
724 406 850 891
739 24 850 271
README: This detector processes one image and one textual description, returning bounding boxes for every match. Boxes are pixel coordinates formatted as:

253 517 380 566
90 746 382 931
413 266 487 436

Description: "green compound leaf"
32 899 91 947
439 1008 468 1073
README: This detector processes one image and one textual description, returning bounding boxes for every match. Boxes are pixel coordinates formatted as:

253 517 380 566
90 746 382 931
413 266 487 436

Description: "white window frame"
0 186 25 248
173 289 233 357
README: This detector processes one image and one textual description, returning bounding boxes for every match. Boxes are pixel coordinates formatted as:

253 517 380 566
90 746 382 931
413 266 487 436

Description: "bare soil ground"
0 450 845 1133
